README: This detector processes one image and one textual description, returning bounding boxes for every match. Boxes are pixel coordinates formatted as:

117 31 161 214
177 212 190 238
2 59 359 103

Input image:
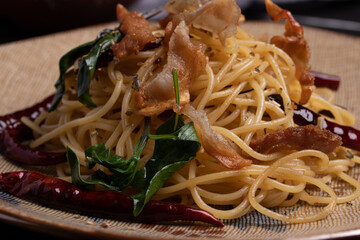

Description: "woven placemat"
0 21 360 240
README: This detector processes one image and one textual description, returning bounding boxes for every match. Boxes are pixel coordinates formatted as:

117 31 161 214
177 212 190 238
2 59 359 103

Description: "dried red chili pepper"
0 95 66 165
311 71 341 91
0 171 224 227
268 94 360 151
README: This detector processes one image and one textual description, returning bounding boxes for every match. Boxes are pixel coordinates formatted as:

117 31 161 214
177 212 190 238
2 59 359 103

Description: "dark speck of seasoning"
132 74 140 91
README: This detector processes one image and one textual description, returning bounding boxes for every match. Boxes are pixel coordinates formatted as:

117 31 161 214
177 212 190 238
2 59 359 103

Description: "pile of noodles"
21 0 360 223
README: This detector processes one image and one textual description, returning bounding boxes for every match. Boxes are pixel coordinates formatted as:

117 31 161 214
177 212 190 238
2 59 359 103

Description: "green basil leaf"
48 41 95 111
66 146 97 190
67 117 150 191
48 27 122 111
156 113 185 135
131 121 200 216
77 59 96 107
77 29 122 107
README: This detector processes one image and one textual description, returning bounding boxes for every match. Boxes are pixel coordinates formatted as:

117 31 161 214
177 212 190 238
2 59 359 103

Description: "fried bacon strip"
265 0 314 105
184 0 242 44
250 125 342 154
110 4 156 59
164 0 242 44
175 103 252 169
135 21 206 116
164 0 201 14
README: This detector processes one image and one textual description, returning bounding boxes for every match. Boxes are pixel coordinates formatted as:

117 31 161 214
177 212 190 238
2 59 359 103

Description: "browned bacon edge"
250 125 342 154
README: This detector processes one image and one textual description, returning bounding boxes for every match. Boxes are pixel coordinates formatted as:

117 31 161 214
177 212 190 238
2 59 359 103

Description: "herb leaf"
49 27 122 111
67 117 150 191
172 68 181 131
77 29 122 107
131 119 200 216
67 146 127 191
49 41 95 111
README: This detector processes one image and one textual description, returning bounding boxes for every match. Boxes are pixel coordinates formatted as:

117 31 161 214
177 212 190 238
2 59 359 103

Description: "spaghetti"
20 0 360 223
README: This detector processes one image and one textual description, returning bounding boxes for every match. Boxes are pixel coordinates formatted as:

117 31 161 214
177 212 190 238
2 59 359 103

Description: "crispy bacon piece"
175 103 252 169
164 0 242 44
164 0 201 14
183 0 242 44
250 125 342 154
135 21 206 116
110 4 156 59
265 0 314 105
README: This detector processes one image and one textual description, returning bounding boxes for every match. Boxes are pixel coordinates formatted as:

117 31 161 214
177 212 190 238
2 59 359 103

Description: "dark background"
1 0 360 239
1 0 360 45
